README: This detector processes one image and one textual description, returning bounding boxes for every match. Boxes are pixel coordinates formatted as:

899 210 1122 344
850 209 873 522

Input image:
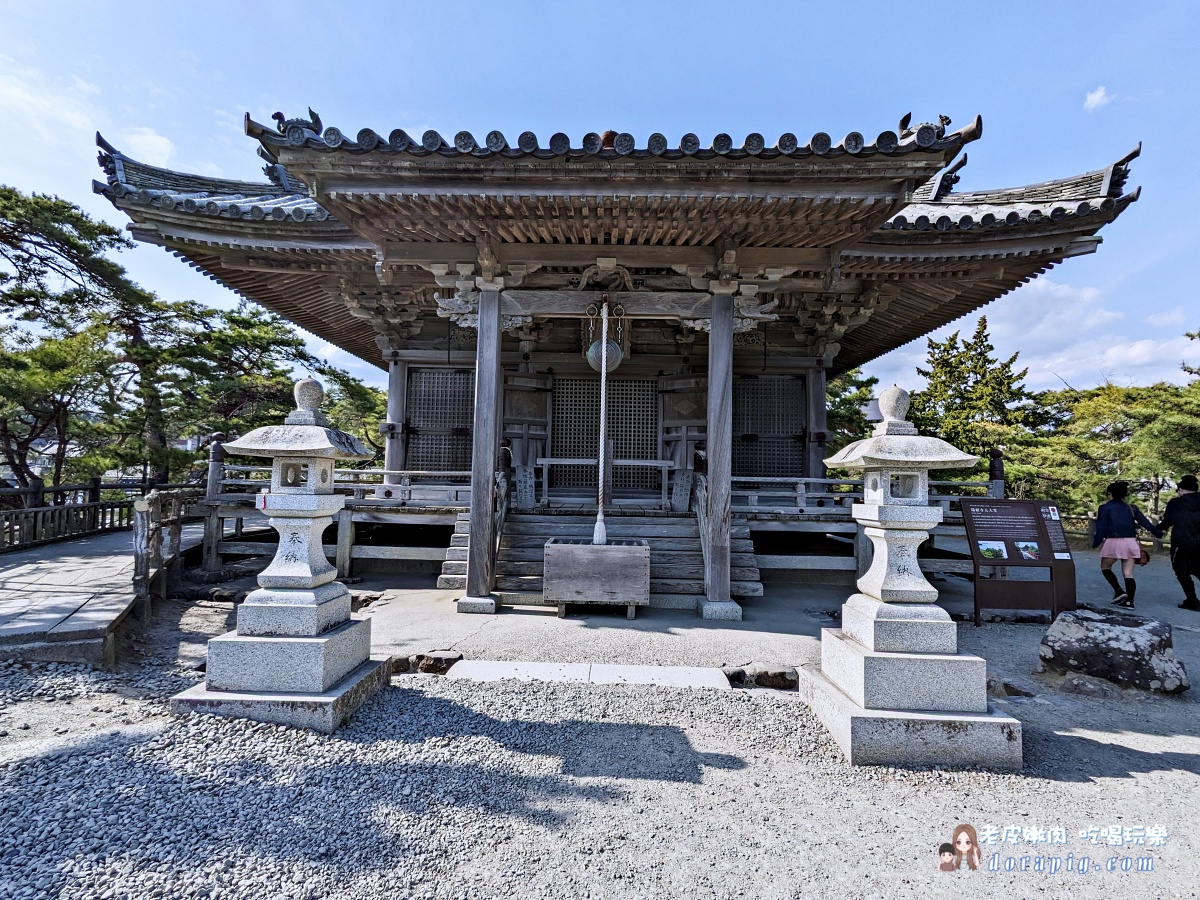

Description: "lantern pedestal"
172 661 390 734
797 665 1023 770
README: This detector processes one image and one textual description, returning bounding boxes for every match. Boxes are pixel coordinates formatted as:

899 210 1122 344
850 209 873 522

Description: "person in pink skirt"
1092 481 1163 608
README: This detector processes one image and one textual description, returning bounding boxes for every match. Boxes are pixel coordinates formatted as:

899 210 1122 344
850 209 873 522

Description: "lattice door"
405 368 475 471
551 378 659 490
732 375 807 477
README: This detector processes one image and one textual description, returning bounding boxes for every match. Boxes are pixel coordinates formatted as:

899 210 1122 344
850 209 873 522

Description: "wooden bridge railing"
0 500 136 553
132 488 206 619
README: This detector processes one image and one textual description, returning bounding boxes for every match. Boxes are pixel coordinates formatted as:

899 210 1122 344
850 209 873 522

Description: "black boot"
1122 578 1137 608
1102 569 1123 597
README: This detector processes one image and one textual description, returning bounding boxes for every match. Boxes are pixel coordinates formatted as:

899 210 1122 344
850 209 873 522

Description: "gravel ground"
2 652 1198 900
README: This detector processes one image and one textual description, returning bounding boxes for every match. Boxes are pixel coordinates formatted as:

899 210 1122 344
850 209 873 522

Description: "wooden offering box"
543 538 650 619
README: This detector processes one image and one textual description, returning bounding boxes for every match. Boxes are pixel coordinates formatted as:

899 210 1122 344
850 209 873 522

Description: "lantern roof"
222 378 372 460
824 386 978 470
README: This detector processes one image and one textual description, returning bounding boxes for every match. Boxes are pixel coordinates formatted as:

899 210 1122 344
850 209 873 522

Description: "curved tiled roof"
94 135 331 225
93 117 1140 374
96 132 1138 240
248 110 984 162
881 191 1137 233
882 143 1141 233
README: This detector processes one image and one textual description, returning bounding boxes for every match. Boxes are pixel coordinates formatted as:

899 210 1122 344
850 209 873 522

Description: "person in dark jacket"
1093 481 1162 608
1160 474 1200 611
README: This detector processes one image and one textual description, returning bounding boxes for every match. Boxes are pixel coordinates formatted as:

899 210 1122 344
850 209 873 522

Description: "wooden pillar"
701 293 742 620
205 435 226 501
461 289 502 613
383 357 407 483
806 367 828 479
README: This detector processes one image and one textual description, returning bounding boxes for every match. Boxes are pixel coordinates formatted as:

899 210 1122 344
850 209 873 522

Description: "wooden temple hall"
95 111 1139 619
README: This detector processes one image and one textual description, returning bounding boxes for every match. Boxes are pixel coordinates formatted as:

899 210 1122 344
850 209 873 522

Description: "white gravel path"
2 655 1198 900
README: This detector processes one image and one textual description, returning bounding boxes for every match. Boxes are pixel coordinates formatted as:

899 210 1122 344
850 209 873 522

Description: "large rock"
1039 609 1189 694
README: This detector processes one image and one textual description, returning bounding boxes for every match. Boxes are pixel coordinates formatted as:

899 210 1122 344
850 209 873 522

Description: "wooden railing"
534 456 677 509
694 474 711 580
730 476 862 514
210 463 471 505
928 479 1003 513
729 476 1002 516
0 500 136 553
492 470 510 581
133 488 206 619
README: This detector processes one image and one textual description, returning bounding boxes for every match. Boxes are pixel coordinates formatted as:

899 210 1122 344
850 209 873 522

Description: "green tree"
0 326 114 497
1008 379 1200 515
825 368 878 453
910 317 1034 471
320 366 387 460
1 187 347 483
0 185 130 315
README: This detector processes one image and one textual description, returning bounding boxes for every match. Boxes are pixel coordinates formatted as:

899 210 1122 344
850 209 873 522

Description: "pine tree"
825 368 878 453
909 317 1033 466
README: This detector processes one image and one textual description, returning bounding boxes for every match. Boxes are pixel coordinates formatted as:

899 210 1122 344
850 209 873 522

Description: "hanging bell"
586 338 624 372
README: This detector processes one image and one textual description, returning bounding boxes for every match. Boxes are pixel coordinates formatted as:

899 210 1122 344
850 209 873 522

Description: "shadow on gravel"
349 687 746 782
1021 722 1200 782
0 684 746 896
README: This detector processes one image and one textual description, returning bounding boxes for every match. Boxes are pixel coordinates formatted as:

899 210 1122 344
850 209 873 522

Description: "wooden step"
485 560 761 580
496 535 754 553
502 523 700 537
499 523 749 539
493 548 752 567
494 575 763 596
504 518 696 525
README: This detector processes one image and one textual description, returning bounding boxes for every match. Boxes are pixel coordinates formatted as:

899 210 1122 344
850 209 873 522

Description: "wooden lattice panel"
406 368 475 471
551 378 659 490
732 376 807 477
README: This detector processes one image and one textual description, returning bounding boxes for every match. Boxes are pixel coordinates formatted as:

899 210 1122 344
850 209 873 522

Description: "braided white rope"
593 295 609 545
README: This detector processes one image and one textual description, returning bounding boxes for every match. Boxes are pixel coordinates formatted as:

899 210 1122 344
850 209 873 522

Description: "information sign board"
960 499 1077 625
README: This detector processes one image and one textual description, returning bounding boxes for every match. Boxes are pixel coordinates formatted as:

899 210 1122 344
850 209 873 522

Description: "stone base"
172 657 391 734
698 599 743 621
820 628 987 712
840 594 957 654
237 582 352 637
798 663 1023 770
205 617 371 694
0 635 113 668
457 595 497 614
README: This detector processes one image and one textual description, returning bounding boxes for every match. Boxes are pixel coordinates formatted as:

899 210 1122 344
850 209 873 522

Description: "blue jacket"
1093 499 1162 548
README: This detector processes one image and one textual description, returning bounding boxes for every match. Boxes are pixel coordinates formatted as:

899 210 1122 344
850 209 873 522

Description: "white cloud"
0 55 98 145
1148 306 1186 328
1084 85 1111 112
122 127 176 167
863 278 1198 393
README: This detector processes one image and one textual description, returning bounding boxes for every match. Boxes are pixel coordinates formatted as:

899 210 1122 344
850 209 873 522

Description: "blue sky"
2 0 1197 392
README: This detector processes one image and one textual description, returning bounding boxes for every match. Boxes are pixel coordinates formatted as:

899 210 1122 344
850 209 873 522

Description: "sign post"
960 498 1077 626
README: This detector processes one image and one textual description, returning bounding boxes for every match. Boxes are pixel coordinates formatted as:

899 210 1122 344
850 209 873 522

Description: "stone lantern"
173 377 390 732
801 385 1022 769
